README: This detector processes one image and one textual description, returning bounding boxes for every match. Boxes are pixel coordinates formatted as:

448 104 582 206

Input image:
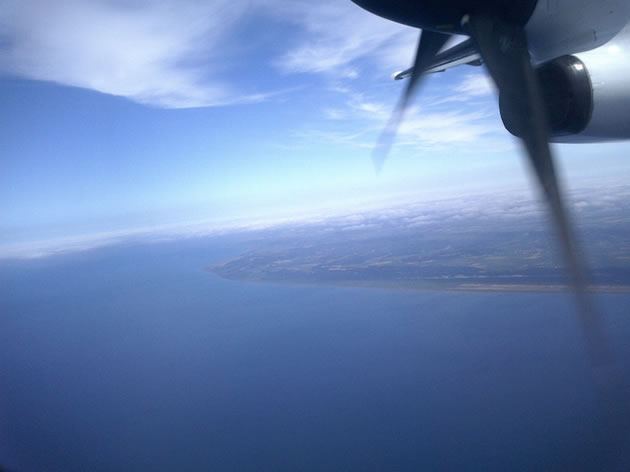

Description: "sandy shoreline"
206 269 630 294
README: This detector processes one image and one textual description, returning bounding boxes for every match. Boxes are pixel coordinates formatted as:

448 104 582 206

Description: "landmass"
208 188 630 293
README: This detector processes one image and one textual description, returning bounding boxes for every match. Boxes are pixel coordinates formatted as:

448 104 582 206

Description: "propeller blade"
463 16 630 464
462 13 613 366
373 29 450 172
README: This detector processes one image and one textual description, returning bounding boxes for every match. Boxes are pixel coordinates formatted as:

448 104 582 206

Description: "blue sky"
2 0 630 257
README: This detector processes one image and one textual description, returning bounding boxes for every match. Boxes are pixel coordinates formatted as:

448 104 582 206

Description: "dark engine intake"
499 55 593 138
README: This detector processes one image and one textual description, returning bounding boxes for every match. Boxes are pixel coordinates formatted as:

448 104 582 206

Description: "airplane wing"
392 38 480 80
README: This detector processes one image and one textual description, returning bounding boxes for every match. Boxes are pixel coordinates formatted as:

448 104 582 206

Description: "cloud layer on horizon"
4 182 629 261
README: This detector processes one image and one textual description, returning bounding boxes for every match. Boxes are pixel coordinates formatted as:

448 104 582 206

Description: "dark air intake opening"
500 55 593 137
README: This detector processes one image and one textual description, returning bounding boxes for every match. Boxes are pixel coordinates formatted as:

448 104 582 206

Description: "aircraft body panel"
554 22 630 143
526 0 630 61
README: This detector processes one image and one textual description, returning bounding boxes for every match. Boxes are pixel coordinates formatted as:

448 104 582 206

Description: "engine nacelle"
499 55 592 139
499 28 630 143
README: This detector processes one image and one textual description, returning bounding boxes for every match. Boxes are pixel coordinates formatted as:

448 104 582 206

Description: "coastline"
205 268 630 294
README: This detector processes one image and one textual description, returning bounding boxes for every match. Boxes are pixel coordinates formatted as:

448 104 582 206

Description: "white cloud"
454 72 496 97
324 108 345 120
5 183 628 260
265 3 506 155
0 0 453 109
0 0 498 113
312 83 507 154
273 0 415 76
0 0 271 108
396 109 499 146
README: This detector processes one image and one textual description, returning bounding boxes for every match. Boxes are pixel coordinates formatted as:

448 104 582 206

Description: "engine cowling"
499 27 630 144
499 55 593 138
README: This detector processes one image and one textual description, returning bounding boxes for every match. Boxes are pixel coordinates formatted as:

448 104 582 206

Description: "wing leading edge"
392 38 480 80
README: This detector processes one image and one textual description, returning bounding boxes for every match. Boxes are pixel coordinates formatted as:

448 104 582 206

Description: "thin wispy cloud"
279 6 504 152
8 183 628 260
455 73 496 96
0 0 463 110
0 0 414 107
397 109 499 146
273 0 415 76
0 0 271 108
303 75 507 153
265 2 506 155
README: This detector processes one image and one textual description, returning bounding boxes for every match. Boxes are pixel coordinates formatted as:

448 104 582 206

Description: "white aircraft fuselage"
526 0 630 142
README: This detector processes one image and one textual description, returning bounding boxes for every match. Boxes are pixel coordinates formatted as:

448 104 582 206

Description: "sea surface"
1 237 629 471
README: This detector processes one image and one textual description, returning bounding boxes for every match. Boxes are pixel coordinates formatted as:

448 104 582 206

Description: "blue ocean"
1 238 629 471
